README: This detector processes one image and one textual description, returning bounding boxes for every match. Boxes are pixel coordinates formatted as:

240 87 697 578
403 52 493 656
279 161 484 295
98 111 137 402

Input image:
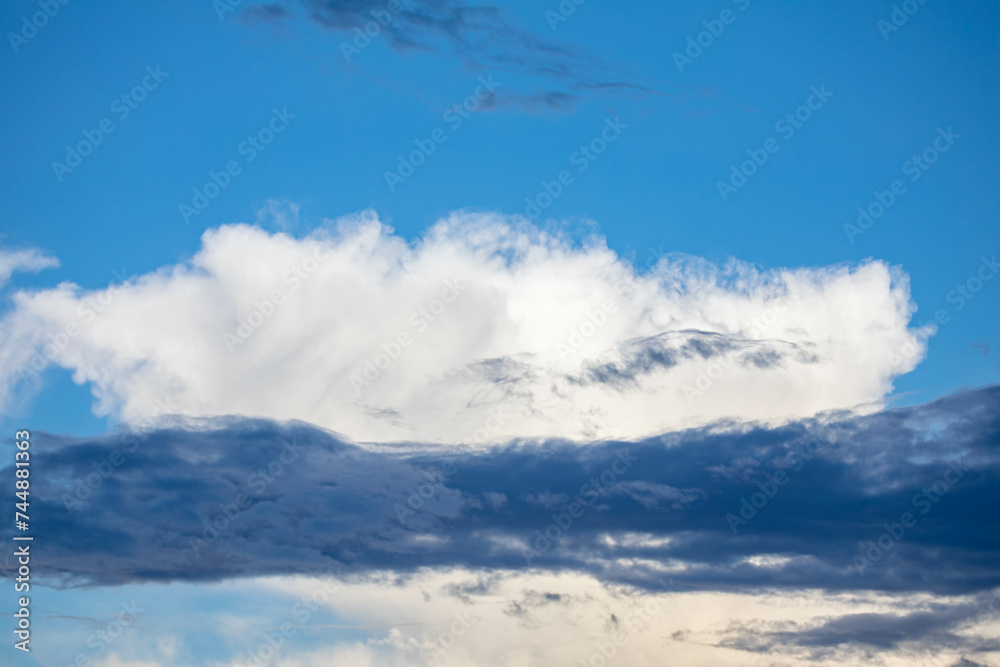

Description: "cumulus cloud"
7 386 998 595
0 211 929 443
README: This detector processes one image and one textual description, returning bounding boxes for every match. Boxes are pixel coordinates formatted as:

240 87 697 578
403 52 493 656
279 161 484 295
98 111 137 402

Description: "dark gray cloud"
572 330 817 389
239 2 293 21
243 0 658 112
717 597 1000 662
4 386 999 607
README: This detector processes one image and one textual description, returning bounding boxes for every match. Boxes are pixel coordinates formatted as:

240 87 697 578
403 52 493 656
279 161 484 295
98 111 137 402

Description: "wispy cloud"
0 243 58 288
244 0 657 112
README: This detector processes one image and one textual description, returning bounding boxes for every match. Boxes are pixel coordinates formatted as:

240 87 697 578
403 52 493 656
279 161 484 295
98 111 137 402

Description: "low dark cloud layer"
4 386 999 604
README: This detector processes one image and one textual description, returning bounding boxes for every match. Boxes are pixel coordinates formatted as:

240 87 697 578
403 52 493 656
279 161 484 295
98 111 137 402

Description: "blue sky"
2 1 1000 665
2 0 998 435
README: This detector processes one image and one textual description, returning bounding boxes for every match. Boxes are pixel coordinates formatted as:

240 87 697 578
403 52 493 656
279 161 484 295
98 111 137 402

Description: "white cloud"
255 198 302 231
85 571 998 667
0 243 58 288
244 570 996 667
0 210 928 443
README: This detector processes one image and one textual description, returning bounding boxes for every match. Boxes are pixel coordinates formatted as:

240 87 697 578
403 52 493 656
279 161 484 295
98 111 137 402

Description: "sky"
0 0 998 665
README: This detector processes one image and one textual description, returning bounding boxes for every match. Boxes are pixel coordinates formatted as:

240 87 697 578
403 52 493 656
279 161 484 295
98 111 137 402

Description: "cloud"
35 566 1000 666
255 198 302 231
0 211 928 443
6 385 999 596
0 243 60 413
244 0 656 112
0 243 58 288
242 572 997 666
717 599 1000 662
